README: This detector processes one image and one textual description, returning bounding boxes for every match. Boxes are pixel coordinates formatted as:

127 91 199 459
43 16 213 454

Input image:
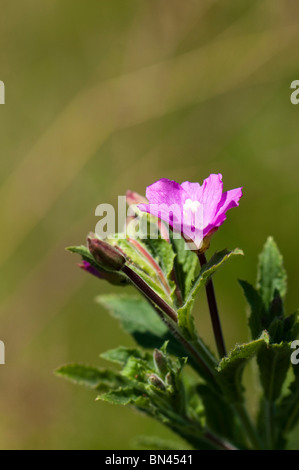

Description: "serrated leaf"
97 386 150 407
239 280 265 339
257 237 287 309
257 342 291 401
216 333 269 403
101 346 151 366
55 364 128 392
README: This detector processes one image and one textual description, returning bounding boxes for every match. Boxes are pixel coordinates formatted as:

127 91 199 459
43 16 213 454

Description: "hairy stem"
197 252 227 358
121 264 216 380
121 265 178 322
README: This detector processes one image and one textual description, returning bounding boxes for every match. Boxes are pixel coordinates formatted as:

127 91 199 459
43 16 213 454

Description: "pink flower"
138 174 242 251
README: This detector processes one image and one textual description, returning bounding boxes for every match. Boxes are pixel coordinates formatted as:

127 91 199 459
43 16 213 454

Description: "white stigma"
183 198 201 215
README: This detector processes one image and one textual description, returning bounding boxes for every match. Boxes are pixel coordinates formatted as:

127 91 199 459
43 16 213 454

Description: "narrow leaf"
97 387 150 407
239 280 265 339
257 342 291 401
101 346 151 366
55 364 128 392
257 237 287 309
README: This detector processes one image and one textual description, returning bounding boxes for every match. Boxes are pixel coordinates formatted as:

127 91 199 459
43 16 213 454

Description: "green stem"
121 264 178 322
121 264 216 380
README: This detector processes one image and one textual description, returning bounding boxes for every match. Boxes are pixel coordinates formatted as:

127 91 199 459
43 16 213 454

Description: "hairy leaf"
257 237 287 310
55 364 128 392
216 332 269 403
97 387 150 407
239 280 265 339
257 342 291 401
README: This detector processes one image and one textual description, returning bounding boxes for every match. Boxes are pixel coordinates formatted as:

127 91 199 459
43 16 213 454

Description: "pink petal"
138 178 186 228
181 181 202 201
204 187 243 236
145 178 185 206
198 174 223 229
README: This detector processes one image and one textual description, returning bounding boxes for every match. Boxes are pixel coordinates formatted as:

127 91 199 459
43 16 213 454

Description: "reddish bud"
88 238 126 271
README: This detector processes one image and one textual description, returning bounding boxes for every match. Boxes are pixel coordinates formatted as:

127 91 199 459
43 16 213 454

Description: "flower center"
183 198 201 215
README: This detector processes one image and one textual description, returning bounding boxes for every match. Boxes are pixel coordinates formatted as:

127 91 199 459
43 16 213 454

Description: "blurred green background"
0 0 299 449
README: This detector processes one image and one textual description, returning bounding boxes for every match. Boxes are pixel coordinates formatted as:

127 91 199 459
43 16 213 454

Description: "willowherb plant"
56 174 299 450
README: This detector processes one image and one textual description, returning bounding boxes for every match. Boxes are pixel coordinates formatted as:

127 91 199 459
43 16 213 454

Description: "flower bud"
88 238 126 271
148 373 166 390
126 190 148 206
153 349 168 376
79 260 129 285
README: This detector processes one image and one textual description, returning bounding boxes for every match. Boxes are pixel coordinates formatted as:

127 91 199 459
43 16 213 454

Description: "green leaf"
178 248 243 341
55 364 128 392
239 280 266 340
121 356 152 381
190 248 243 301
96 294 214 377
283 311 299 342
170 236 199 302
101 346 151 366
174 249 242 374
196 384 237 442
257 237 287 310
111 238 175 303
216 332 269 403
277 361 299 435
97 387 150 407
257 342 291 401
96 294 169 348
267 317 285 344
144 237 175 281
